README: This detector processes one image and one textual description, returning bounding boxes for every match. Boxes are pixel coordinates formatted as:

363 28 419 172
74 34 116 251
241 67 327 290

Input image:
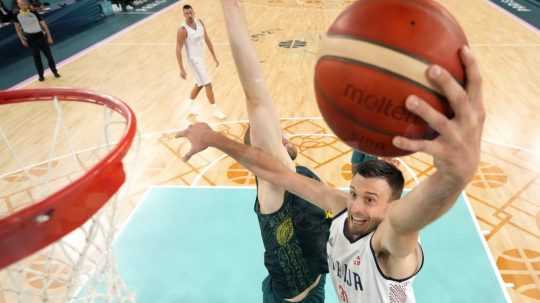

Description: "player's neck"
344 218 370 242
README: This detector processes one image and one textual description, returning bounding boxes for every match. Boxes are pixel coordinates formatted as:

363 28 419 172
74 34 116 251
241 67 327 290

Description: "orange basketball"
314 0 468 156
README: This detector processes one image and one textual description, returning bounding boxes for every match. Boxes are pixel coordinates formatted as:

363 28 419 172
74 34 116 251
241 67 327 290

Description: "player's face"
346 175 393 239
183 8 194 21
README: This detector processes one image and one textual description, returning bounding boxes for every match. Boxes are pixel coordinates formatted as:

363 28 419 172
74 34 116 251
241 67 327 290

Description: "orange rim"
0 88 136 270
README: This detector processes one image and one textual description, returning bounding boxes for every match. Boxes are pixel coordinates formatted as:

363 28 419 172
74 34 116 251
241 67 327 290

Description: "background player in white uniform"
177 26 485 302
176 4 226 120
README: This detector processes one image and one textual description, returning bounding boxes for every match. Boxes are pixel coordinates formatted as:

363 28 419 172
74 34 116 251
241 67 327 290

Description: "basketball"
315 0 468 156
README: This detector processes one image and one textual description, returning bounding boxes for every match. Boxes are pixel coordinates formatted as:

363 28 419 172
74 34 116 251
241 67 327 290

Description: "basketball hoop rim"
0 88 137 270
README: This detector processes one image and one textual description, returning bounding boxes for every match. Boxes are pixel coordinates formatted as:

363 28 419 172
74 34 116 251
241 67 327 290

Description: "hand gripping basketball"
392 46 485 184
315 0 470 157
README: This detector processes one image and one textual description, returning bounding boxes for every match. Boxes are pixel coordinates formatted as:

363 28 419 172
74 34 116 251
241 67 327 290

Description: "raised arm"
176 123 348 214
176 28 187 79
374 46 485 260
220 0 296 214
220 0 290 166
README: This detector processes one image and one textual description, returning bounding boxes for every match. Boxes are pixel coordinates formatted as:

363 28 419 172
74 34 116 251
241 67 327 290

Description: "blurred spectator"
111 0 133 12
29 0 50 12
1 0 14 23
30 0 43 11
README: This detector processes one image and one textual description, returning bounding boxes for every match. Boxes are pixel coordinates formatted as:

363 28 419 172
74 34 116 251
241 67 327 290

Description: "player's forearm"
176 48 185 71
16 31 26 42
207 131 290 184
220 0 269 103
206 131 345 212
205 38 217 60
387 172 466 234
15 25 25 42
40 22 51 38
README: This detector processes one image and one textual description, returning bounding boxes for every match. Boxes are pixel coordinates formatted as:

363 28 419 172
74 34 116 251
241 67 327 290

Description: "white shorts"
188 58 211 87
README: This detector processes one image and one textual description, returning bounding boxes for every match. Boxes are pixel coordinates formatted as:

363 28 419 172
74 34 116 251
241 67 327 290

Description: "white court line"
115 185 260 236
191 154 228 186
0 141 117 179
8 0 183 90
143 116 324 139
241 1 343 10
462 194 513 301
106 42 175 46
151 185 257 189
106 42 230 46
484 0 540 36
483 138 538 155
3 115 538 180
142 119 250 140
113 189 153 243
148 184 350 190
0 117 324 178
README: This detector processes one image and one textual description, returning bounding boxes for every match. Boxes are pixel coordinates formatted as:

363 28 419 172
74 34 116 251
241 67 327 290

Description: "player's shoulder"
177 25 187 35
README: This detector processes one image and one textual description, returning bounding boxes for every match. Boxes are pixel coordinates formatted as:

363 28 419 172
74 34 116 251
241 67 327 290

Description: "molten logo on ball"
344 84 423 125
314 0 468 157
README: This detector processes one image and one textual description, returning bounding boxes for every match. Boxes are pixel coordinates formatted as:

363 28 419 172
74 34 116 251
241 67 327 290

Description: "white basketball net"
0 96 139 303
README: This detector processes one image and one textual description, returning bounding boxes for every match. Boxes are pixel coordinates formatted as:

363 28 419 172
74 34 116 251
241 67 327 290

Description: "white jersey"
182 19 205 61
327 211 423 303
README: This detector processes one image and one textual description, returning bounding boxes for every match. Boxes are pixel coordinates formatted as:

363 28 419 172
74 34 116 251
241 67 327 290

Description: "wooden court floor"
1 0 539 302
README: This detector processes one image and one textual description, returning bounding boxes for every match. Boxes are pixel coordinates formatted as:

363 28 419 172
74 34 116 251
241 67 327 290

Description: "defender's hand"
175 122 215 161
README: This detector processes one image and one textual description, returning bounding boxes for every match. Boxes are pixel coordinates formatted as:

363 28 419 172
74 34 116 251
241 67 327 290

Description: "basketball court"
113 186 507 302
1 0 539 302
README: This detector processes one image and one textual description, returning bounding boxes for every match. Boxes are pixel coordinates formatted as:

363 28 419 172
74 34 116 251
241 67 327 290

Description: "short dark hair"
356 160 404 200
182 4 192 10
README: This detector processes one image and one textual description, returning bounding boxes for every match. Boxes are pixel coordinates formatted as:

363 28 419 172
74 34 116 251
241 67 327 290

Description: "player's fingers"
460 46 484 115
427 65 470 120
174 129 188 138
183 148 197 162
405 95 453 137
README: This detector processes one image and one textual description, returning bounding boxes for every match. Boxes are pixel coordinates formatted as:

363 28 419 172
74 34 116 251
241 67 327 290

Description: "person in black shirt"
13 0 59 81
